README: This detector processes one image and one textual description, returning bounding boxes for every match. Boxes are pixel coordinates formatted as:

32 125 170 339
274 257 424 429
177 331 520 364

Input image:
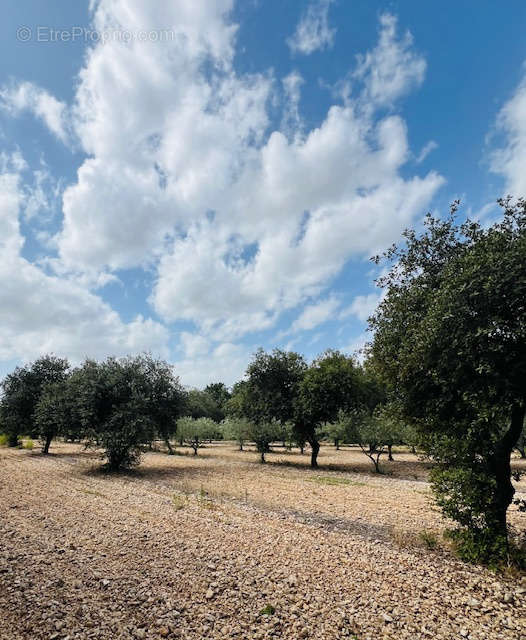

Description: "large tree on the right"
369 198 526 559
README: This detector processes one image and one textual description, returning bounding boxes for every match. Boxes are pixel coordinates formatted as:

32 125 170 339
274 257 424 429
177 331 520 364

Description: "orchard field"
1 442 524 640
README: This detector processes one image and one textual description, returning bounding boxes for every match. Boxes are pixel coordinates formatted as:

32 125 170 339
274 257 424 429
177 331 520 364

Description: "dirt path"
0 445 524 639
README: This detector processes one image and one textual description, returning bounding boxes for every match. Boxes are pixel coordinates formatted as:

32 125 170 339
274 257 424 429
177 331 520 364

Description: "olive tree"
177 417 217 455
221 417 252 451
297 350 360 468
0 355 69 448
369 198 526 561
243 349 307 462
80 355 179 470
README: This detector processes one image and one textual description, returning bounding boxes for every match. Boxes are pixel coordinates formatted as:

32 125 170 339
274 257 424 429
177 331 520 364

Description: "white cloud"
289 296 340 333
287 0 335 56
340 292 382 323
354 13 426 109
0 4 444 382
174 341 249 388
490 67 526 196
180 332 210 358
0 82 70 143
281 71 304 138
0 159 169 364
415 140 438 164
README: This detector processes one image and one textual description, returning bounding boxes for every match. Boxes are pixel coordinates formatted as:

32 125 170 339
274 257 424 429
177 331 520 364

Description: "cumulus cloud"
0 82 70 143
353 13 426 108
340 292 382 323
287 0 335 56
174 341 250 388
289 296 340 333
490 67 526 196
0 158 169 364
0 3 444 381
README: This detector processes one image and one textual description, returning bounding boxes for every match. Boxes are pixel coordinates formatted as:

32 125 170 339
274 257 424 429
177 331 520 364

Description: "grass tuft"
259 604 276 616
309 475 365 487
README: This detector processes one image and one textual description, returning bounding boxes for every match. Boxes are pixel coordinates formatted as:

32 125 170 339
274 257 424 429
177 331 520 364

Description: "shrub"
23 437 34 450
259 604 276 616
419 530 439 550
444 528 526 570
0 434 8 447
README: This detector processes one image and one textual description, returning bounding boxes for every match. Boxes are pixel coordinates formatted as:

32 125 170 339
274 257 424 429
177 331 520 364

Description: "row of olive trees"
0 348 415 472
0 354 234 470
225 347 414 469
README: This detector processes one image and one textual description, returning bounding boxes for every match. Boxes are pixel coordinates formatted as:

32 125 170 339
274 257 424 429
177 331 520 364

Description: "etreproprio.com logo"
16 26 176 44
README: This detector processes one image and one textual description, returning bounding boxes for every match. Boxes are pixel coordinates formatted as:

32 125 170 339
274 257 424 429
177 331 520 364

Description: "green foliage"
0 434 8 447
22 437 34 450
226 380 250 419
248 420 280 463
35 381 72 453
204 382 231 422
443 528 525 569
419 530 439 550
242 349 307 462
325 409 361 448
81 354 179 470
430 464 499 531
220 417 252 450
259 604 276 616
185 388 223 422
297 350 359 467
177 416 217 455
0 354 69 448
370 198 526 552
245 348 307 427
309 476 365 487
172 493 188 511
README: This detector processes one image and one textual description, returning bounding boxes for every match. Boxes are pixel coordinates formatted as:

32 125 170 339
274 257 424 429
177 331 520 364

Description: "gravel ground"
0 443 524 640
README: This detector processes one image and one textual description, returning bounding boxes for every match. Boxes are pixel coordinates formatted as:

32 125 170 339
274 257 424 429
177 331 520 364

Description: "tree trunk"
260 450 266 463
164 437 174 455
387 444 393 461
489 401 526 539
42 434 53 455
239 441 243 451
335 439 340 451
310 439 320 468
8 433 19 447
299 445 304 455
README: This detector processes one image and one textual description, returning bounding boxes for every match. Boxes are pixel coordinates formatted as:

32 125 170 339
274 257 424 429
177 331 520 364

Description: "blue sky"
1 0 526 386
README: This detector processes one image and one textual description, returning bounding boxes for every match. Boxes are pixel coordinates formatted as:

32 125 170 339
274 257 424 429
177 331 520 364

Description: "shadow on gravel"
268 456 434 482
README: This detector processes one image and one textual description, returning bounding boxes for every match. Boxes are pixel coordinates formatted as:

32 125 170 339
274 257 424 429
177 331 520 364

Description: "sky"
1 0 526 388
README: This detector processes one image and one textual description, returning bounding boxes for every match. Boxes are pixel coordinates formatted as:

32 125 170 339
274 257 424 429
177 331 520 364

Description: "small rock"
467 598 480 609
134 629 146 639
55 620 65 631
502 592 513 604
382 613 393 623
158 627 169 637
460 629 469 638
287 574 297 587
205 588 214 599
